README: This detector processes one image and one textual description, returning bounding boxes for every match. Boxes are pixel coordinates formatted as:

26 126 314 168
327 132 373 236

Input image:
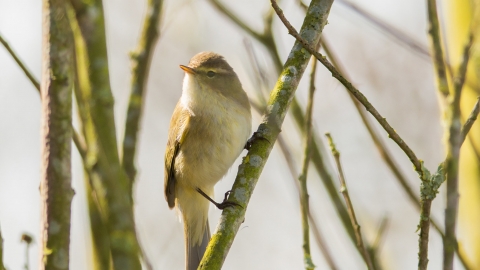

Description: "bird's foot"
196 188 242 210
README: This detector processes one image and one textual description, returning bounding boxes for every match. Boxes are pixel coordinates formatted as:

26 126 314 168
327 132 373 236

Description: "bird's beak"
180 65 196 74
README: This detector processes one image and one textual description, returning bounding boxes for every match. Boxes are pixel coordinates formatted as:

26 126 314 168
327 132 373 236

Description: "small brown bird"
164 52 252 270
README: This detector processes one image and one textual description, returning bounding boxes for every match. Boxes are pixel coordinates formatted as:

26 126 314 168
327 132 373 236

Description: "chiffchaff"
164 52 252 270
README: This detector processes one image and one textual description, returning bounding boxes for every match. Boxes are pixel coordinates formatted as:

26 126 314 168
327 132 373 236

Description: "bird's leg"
244 131 270 150
196 188 242 209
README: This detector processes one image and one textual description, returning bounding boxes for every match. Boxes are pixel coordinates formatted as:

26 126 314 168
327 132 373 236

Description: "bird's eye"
207 71 216 78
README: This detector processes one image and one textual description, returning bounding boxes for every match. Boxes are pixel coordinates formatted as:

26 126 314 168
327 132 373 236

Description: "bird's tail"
186 220 210 270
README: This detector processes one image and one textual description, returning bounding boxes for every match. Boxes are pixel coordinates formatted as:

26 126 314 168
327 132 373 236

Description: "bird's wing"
164 102 190 209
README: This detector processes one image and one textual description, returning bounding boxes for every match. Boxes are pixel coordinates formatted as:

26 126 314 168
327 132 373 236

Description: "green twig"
39 1 75 268
122 0 163 185
198 1 333 268
69 0 141 268
0 33 86 157
427 0 449 99
325 133 374 270
0 33 40 91
297 56 318 270
461 97 480 144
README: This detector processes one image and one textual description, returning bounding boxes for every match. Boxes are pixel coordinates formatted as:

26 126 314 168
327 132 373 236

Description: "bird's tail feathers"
186 220 210 270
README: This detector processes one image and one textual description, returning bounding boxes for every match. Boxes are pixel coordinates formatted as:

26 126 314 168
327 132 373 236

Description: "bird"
164 52 252 270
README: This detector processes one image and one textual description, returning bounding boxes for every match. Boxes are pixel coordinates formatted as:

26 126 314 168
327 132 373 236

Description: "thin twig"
320 38 470 269
461 97 480 144
325 133 374 270
271 0 424 178
427 0 449 98
21 234 33 270
0 31 88 163
0 33 41 91
298 56 319 270
122 0 163 185
443 32 474 270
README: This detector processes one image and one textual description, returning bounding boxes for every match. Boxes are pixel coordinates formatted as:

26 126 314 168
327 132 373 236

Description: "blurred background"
0 0 478 269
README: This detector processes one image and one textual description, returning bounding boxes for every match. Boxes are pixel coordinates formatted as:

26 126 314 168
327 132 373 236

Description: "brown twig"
320 37 469 269
325 133 374 270
271 0 424 178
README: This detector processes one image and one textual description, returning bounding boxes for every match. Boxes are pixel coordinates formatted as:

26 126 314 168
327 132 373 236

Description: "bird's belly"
176 108 251 190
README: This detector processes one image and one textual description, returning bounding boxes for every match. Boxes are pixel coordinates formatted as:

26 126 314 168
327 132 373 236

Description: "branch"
271 0 424 178
325 133 375 270
320 38 470 269
198 1 334 268
460 97 480 144
69 0 141 268
122 0 163 184
298 56 318 270
0 33 40 91
39 0 74 268
208 0 283 72
0 31 88 168
443 32 474 270
427 0 449 98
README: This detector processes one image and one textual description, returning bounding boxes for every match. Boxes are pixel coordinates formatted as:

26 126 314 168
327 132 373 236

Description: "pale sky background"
0 0 463 269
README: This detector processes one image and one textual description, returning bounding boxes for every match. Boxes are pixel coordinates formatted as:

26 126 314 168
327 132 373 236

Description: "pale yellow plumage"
164 52 251 270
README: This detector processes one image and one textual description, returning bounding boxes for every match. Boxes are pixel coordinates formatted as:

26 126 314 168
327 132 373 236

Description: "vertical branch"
122 0 163 184
325 133 375 270
198 0 334 268
69 0 141 268
427 0 449 98
298 57 318 270
39 0 74 268
443 33 474 270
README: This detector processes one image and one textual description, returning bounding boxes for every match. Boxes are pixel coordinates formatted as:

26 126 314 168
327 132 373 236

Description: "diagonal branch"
325 133 375 270
0 34 40 91
271 0 424 178
198 1 334 268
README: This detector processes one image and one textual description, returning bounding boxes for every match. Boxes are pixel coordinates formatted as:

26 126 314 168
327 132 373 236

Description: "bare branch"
0 33 40 91
122 0 163 184
39 1 74 268
325 133 374 270
297 56 318 270
271 0 424 178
